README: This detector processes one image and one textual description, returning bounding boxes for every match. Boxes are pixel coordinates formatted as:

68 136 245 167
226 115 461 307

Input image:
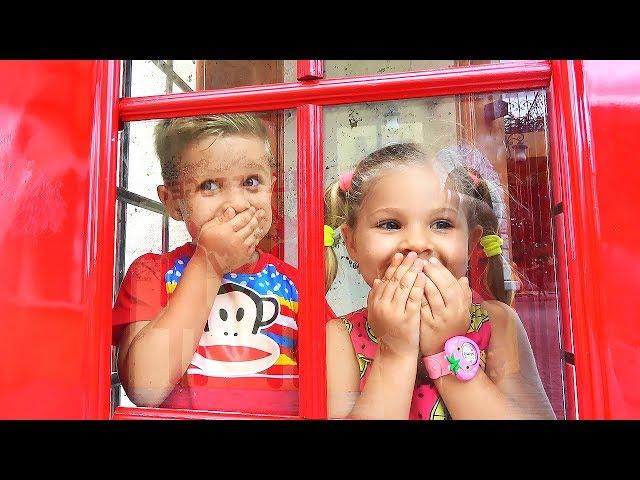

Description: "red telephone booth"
0 60 638 419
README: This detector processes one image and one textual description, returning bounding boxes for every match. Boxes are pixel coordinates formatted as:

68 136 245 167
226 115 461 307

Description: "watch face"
461 342 478 364
444 336 480 381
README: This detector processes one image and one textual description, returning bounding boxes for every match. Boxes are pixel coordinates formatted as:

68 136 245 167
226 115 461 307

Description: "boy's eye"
243 176 261 188
432 220 453 230
377 220 400 230
200 180 220 192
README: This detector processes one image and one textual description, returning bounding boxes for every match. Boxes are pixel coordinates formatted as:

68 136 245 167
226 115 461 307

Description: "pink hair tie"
469 169 481 188
338 170 355 193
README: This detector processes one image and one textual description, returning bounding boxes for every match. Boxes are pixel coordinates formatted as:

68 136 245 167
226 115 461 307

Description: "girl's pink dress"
342 304 492 419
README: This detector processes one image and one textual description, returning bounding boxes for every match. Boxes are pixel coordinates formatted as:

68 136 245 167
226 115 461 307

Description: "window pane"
113 110 300 416
123 203 163 274
324 60 514 78
119 119 165 200
282 110 298 268
168 216 191 252
126 60 298 98
324 90 565 419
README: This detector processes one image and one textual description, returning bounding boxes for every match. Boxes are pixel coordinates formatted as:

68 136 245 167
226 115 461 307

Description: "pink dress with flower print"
343 304 491 420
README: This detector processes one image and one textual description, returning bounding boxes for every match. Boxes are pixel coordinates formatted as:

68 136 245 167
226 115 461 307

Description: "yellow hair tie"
480 234 503 257
324 225 335 247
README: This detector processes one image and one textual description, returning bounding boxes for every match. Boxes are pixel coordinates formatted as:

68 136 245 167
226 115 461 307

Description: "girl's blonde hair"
324 142 517 305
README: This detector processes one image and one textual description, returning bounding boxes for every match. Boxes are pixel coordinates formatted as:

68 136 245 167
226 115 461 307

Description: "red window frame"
109 60 576 420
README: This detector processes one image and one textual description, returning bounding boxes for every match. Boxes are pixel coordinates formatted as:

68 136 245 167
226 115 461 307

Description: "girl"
324 143 555 419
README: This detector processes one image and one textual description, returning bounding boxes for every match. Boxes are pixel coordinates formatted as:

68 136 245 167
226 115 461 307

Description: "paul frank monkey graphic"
165 256 300 379
189 282 281 377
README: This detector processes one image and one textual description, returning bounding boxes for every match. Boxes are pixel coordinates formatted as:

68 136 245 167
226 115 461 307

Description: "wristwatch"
423 336 481 381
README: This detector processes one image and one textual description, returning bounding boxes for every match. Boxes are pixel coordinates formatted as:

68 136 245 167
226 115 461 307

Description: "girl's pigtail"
474 179 516 306
324 181 348 292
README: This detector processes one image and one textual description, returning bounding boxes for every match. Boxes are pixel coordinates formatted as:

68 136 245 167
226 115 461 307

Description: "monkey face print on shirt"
165 258 300 379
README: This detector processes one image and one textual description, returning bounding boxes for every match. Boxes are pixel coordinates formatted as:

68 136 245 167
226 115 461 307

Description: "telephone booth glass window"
112 60 569 420
112 109 300 417
125 60 298 98
324 89 567 419
324 60 518 78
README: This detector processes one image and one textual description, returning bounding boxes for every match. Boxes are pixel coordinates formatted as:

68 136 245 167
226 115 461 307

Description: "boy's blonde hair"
154 113 274 183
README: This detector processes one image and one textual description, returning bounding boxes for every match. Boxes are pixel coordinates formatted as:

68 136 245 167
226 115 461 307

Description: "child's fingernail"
413 259 423 270
429 257 439 264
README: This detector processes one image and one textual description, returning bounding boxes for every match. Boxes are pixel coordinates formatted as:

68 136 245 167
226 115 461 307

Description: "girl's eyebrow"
431 207 459 216
368 206 459 216
368 207 403 217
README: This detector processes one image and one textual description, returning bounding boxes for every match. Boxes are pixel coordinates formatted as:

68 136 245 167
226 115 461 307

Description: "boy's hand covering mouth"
195 205 266 274
223 207 236 220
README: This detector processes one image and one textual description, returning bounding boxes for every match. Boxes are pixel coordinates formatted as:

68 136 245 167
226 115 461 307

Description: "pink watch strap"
424 351 452 379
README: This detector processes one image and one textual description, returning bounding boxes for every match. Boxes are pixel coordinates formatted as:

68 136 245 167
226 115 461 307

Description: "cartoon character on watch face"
444 336 480 381
461 341 478 365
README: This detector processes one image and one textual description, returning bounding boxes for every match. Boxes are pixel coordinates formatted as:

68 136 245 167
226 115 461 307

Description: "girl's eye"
377 220 400 230
432 220 453 230
200 180 220 192
243 177 260 188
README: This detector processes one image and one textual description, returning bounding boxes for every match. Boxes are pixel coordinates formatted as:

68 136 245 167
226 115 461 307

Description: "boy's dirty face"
161 134 274 243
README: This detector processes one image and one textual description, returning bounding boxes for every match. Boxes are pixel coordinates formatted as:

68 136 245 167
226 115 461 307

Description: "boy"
113 113 305 415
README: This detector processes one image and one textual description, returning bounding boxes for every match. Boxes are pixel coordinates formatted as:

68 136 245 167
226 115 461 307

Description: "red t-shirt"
113 242 332 416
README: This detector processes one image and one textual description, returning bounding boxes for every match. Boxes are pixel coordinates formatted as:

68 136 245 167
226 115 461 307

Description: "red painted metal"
112 406 300 420
547 87 572 350
549 60 604 418
5 58 639 421
91 60 121 419
580 61 640 418
550 60 640 419
550 212 575 358
297 60 324 81
297 104 326 419
553 213 577 419
0 60 119 419
119 61 550 122
563 362 578 420
547 76 577 419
